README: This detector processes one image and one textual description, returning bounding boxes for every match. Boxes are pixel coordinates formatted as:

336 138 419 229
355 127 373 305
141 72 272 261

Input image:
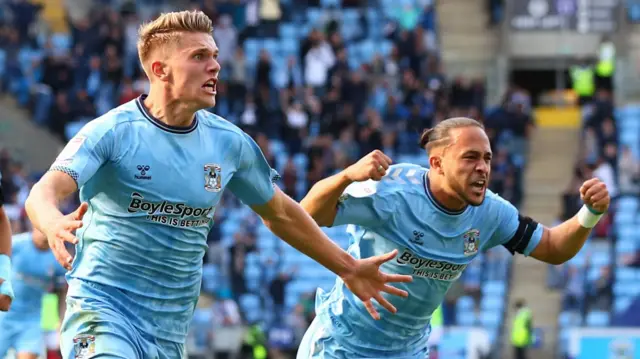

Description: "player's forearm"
300 171 353 227
0 210 11 256
543 216 592 264
25 183 66 235
257 191 357 278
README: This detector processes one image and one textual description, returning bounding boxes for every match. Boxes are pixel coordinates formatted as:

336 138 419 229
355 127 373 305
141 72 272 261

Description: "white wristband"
577 205 604 228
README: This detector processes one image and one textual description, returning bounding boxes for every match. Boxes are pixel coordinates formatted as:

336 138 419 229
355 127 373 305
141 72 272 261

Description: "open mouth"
202 78 217 94
470 180 486 191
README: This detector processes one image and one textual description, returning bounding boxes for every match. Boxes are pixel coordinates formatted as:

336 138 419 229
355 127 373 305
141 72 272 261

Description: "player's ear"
429 155 443 174
150 61 169 81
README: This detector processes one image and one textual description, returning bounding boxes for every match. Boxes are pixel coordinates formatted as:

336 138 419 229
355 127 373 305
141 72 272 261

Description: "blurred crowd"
0 0 531 357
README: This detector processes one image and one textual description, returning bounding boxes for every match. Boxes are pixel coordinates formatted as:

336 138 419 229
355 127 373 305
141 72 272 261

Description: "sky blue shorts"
0 317 43 357
60 286 184 359
297 316 429 359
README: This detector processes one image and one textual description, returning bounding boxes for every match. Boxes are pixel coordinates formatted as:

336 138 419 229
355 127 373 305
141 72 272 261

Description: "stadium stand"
552 85 640 358
0 0 536 358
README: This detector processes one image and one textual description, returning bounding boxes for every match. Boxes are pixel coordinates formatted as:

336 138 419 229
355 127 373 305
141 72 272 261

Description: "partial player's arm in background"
492 178 610 265
0 175 14 311
228 135 410 319
300 150 392 226
26 120 114 269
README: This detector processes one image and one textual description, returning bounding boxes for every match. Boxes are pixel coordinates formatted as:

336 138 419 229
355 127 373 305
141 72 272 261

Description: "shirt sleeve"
332 180 396 228
487 195 543 256
227 132 279 206
48 119 115 188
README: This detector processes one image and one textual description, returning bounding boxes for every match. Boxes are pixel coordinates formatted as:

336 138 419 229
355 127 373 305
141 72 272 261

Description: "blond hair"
137 10 212 71
419 117 484 154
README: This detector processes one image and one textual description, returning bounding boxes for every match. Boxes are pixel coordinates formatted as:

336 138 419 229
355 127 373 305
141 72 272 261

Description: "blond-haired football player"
25 11 411 359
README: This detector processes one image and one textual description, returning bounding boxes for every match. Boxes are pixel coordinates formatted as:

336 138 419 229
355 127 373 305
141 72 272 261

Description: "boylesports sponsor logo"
127 192 214 227
396 250 466 281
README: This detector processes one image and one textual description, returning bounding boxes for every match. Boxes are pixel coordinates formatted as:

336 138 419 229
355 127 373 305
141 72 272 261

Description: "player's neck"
427 171 467 212
143 91 196 128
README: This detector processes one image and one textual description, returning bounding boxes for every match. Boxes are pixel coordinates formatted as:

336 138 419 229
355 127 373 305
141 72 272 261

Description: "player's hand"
341 249 413 320
45 202 88 270
0 278 12 311
579 178 610 213
344 150 392 182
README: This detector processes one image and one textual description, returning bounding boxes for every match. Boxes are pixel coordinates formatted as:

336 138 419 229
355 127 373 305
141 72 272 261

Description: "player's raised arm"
0 173 13 311
528 178 610 264
300 150 393 227
491 178 610 265
26 119 115 269
228 135 411 320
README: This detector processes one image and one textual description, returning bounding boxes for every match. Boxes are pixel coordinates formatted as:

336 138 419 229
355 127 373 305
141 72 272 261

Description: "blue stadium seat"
279 23 298 39
585 311 609 326
614 296 632 313
616 267 638 282
239 294 262 322
306 8 325 26
482 281 506 296
481 296 504 312
456 296 475 311
202 264 219 294
589 251 611 268
321 0 340 7
0 49 5 76
285 291 299 309
480 311 501 328
51 33 72 51
221 220 240 237
280 37 299 56
558 311 581 327
456 312 477 327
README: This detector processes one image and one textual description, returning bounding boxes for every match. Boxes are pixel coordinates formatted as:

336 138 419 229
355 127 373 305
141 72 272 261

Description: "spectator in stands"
591 156 618 198
269 269 296 325
212 292 242 328
562 264 586 314
229 231 257 303
587 265 612 311
618 145 640 192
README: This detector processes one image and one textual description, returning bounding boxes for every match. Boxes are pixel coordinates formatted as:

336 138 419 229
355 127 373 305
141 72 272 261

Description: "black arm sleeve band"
503 215 538 255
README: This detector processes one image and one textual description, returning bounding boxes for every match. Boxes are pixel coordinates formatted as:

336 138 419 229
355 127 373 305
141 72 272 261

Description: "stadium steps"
437 0 498 79
0 96 63 171
620 25 640 103
501 128 580 359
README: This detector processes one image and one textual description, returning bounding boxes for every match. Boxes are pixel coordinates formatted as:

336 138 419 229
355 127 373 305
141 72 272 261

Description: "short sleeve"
487 195 543 256
333 180 396 228
0 172 4 206
227 132 279 206
49 119 115 187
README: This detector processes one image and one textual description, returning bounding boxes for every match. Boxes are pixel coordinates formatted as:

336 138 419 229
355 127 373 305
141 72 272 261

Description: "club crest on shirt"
73 334 95 358
204 164 222 192
463 229 480 256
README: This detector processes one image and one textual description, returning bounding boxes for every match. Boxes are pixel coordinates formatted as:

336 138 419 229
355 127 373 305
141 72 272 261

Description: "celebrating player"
297 117 610 359
0 172 13 312
25 10 411 359
0 228 67 359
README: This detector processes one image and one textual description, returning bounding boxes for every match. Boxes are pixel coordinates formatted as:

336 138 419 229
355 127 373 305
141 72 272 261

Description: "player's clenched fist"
344 150 393 182
579 178 610 214
44 202 88 270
